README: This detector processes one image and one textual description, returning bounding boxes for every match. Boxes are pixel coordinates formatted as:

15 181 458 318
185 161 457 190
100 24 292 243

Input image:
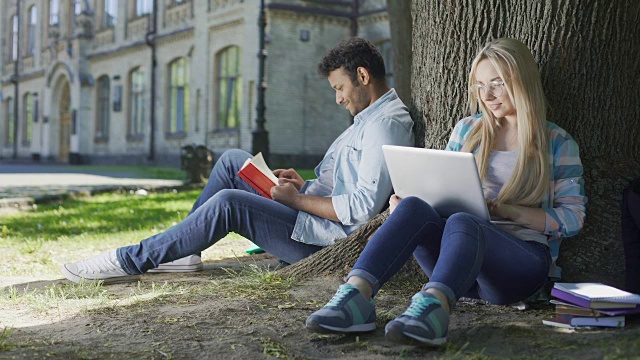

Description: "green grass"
0 189 202 277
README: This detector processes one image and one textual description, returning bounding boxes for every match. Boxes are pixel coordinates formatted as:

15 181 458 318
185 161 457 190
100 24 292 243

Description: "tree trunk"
410 0 640 286
282 0 640 287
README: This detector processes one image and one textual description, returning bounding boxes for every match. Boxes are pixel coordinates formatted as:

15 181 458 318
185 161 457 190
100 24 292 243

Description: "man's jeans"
347 196 551 307
117 149 323 275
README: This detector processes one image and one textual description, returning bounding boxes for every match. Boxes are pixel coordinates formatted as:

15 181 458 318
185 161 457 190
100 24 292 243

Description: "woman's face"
474 59 516 121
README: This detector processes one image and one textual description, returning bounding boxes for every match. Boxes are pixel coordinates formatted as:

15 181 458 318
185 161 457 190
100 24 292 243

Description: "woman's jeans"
117 149 323 275
347 196 551 307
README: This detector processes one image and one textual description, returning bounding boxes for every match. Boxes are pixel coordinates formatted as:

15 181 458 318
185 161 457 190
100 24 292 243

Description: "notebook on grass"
382 145 517 224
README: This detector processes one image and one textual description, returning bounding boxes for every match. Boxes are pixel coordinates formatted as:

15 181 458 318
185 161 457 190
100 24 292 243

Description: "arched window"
377 40 394 88
49 0 60 26
4 98 14 146
23 93 34 144
216 46 242 129
11 15 18 61
96 76 110 141
168 57 190 134
28 6 37 56
128 67 145 137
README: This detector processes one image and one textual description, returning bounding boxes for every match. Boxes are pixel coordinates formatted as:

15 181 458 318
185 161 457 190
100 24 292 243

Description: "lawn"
0 189 252 278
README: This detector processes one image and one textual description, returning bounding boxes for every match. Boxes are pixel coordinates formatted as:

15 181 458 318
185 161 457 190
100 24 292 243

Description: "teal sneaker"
306 284 376 333
385 291 449 346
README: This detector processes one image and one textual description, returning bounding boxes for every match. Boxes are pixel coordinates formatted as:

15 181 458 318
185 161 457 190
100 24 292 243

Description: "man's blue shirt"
293 88 414 246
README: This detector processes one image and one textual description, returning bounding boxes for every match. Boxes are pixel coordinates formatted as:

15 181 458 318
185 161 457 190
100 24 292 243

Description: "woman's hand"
488 200 546 232
273 168 305 191
389 194 403 215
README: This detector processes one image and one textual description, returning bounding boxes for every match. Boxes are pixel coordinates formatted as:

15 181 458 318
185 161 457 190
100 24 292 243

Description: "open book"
237 152 279 199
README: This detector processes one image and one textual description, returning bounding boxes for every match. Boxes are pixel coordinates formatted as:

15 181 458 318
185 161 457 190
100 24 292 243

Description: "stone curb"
0 182 203 214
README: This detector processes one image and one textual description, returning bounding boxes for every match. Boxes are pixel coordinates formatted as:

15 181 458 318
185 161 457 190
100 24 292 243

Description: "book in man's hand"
551 282 640 309
237 152 279 199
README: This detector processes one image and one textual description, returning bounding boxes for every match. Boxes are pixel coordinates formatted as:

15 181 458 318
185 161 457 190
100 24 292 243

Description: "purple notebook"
551 287 640 315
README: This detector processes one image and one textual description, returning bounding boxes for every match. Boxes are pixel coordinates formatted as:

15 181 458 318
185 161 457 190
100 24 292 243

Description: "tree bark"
411 0 640 286
282 0 640 286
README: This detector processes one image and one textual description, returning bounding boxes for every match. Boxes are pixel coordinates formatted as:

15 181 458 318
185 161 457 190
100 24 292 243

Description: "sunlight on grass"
0 189 220 277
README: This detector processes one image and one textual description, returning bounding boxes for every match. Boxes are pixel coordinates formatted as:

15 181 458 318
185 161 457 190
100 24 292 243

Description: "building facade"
0 0 391 167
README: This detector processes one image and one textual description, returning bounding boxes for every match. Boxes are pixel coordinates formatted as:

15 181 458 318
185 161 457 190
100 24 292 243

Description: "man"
61 37 415 284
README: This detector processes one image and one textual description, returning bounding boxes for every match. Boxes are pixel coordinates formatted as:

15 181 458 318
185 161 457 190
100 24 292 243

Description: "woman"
305 38 587 346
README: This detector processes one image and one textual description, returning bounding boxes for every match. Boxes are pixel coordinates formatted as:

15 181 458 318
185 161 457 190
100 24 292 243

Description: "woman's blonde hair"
462 38 549 206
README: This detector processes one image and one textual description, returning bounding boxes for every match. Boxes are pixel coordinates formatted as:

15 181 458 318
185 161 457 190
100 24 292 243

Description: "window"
22 93 34 144
27 7 37 56
377 40 394 88
128 67 146 137
216 46 242 129
104 0 118 27
74 0 82 15
4 98 14 146
168 58 190 134
96 76 110 140
136 0 152 16
11 15 18 61
49 0 60 26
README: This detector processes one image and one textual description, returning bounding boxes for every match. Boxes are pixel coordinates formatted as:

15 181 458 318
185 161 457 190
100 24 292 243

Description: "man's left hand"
271 182 301 207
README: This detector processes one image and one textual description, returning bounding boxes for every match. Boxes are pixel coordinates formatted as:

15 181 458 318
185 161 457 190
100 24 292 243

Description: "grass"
0 189 204 277
0 327 14 351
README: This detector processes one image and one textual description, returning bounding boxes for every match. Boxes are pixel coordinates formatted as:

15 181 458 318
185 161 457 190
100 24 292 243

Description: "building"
0 0 392 167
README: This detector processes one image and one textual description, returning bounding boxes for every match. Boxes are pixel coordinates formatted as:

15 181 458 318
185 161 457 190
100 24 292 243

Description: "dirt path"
1 261 639 359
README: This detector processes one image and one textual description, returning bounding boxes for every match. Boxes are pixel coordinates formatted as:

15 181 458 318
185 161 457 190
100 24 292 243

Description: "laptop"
382 145 515 224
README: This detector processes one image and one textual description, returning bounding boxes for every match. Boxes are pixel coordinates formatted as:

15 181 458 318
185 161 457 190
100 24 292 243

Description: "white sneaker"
147 255 203 273
61 251 142 284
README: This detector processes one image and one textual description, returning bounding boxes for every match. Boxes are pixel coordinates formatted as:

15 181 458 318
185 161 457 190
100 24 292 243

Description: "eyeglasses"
470 81 505 97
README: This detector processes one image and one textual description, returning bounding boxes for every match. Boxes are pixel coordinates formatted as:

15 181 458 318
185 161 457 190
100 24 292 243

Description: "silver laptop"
382 145 513 224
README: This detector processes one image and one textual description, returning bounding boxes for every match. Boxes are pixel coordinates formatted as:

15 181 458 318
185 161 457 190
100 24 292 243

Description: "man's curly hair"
317 37 386 84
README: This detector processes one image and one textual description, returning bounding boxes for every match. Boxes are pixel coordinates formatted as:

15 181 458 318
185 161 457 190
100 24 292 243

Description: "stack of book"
543 282 640 329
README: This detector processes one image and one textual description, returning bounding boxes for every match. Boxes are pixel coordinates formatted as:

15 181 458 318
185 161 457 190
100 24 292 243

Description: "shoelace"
403 296 439 318
79 255 117 275
326 285 354 307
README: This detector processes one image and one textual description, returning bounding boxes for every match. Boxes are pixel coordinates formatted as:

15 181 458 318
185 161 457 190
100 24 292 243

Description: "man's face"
327 67 371 116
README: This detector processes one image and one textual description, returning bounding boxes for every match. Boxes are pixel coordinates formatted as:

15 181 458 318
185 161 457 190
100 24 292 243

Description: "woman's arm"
489 202 546 231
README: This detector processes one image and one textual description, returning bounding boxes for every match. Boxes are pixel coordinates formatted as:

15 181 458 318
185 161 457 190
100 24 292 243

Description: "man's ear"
356 67 370 86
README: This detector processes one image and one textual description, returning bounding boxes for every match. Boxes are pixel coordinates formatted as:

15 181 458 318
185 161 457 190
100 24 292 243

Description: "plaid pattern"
445 115 587 279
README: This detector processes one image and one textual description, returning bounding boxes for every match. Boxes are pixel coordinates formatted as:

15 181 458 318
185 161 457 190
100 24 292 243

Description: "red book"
237 152 278 199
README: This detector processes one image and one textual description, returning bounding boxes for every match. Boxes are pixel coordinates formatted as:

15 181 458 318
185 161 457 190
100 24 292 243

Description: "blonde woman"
306 38 587 346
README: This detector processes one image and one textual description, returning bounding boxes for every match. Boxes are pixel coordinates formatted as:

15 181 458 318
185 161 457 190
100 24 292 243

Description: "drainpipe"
12 0 21 159
145 0 158 161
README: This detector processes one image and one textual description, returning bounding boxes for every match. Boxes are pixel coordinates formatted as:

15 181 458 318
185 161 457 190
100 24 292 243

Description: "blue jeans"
347 196 551 307
117 149 323 275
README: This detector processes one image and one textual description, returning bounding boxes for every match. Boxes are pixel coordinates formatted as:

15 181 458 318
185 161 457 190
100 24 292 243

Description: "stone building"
0 0 392 167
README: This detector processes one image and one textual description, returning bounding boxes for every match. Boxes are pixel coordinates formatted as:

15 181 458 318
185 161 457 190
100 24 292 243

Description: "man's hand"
389 194 403 215
273 168 305 191
271 182 301 207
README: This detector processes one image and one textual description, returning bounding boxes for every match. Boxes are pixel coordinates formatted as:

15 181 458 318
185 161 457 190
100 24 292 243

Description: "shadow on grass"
0 190 201 241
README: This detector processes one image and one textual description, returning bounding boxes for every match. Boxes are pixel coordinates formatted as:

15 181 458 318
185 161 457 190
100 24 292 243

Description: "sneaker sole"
385 321 447 346
147 263 203 273
306 318 376 333
61 265 142 285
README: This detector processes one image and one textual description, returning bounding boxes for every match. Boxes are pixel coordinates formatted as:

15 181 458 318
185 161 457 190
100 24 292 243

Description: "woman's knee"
446 212 481 227
396 196 439 217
